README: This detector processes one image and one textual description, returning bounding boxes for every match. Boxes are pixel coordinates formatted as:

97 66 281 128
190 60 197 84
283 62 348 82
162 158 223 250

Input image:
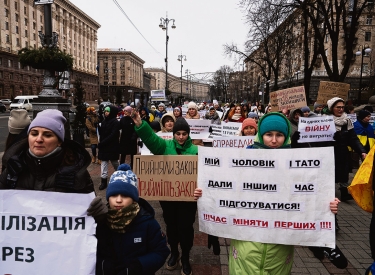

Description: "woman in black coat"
119 106 138 169
98 105 120 190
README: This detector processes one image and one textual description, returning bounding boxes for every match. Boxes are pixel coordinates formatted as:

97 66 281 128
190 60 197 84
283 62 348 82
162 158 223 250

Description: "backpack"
85 117 91 137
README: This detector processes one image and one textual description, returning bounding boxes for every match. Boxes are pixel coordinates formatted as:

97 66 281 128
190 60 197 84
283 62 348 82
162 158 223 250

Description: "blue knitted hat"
106 164 139 201
258 112 290 140
300 106 310 113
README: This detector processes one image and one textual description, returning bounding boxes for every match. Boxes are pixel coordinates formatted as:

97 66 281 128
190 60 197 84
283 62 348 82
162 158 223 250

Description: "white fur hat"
327 97 344 110
187 101 198 110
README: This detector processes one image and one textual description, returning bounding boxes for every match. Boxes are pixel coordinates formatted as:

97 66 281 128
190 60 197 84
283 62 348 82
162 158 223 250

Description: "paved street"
0 149 372 274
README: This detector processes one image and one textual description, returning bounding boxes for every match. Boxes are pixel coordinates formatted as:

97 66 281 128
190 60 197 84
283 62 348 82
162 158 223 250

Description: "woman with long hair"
226 104 246 123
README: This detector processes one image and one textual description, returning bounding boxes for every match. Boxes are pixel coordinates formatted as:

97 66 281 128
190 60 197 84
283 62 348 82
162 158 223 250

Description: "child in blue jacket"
95 164 170 275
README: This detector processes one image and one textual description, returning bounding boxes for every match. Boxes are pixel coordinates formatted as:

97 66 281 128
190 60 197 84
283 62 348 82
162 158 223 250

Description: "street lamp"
159 14 176 92
356 45 372 104
178 54 187 104
185 69 191 99
295 71 301 86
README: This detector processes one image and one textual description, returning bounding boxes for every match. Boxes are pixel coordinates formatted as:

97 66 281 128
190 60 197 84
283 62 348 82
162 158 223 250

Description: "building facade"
97 49 145 104
244 7 375 104
144 67 210 103
0 0 100 101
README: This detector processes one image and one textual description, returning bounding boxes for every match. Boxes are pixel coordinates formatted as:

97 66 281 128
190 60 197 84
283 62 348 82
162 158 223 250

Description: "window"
367 16 372 25
32 11 34 19
112 81 116 85
14 1 17 10
33 22 36 29
5 8 8 17
9 73 13 79
16 26 19 34
365 32 372 41
5 21 8 30
0 71 2 78
25 41 28 48
33 33 36 40
40 15 42 23
6 34 10 43
25 30 28 37
4 0 7 5
16 38 20 46
25 18 28 25
15 14 19 22
24 6 26 15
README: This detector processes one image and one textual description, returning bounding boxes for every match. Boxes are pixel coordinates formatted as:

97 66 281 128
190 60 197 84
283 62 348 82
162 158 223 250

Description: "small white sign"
298 116 336 143
34 0 54 4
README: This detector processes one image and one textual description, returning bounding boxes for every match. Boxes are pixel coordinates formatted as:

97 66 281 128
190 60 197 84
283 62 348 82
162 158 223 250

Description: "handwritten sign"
134 155 198 201
213 136 255 148
316 81 349 104
197 147 335 248
269 86 307 111
0 190 96 275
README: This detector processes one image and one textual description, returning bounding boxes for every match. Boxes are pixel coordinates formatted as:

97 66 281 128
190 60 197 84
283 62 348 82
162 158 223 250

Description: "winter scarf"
230 113 243 121
333 113 353 131
106 202 140 233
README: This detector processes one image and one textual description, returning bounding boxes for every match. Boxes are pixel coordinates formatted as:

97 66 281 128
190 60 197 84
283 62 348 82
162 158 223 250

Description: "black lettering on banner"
74 217 85 230
218 200 302 211
289 159 320 168
232 159 276 168
53 217 67 234
208 180 233 189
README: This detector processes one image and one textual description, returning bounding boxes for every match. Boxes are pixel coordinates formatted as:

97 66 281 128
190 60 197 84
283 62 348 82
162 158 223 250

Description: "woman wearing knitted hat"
132 111 198 275
86 107 100 164
0 109 94 194
95 164 170 275
194 112 341 274
159 112 176 133
239 118 257 136
173 106 183 119
185 101 204 146
325 97 366 201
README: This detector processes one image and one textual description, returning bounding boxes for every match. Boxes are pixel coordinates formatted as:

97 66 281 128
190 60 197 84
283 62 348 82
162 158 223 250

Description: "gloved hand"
137 141 143 148
207 234 220 255
291 131 300 143
87 197 108 220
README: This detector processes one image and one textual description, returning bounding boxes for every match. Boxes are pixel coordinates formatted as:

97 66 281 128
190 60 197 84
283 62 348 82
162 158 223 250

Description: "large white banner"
197 147 335 248
0 190 97 275
298 116 335 143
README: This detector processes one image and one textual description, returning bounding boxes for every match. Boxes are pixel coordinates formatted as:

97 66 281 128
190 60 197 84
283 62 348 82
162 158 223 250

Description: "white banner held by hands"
0 190 97 275
197 147 335 248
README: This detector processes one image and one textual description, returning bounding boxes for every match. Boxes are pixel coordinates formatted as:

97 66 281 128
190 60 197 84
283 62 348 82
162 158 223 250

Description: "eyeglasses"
334 106 345 109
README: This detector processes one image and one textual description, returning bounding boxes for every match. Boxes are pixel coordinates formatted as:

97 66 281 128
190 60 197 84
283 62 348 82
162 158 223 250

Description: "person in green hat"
194 112 340 274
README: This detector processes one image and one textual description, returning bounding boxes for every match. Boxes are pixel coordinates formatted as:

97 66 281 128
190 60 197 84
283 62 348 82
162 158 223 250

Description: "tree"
71 78 86 147
212 66 233 102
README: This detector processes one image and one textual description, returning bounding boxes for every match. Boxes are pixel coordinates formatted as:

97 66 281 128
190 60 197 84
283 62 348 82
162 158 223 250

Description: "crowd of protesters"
2 96 375 275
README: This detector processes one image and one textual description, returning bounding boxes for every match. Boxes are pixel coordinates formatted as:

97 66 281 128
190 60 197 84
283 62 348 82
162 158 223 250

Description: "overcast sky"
70 0 249 78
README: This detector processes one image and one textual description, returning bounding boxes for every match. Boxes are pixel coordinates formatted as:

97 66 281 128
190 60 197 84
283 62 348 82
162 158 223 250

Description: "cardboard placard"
270 86 307 111
316 81 349 105
134 155 198 201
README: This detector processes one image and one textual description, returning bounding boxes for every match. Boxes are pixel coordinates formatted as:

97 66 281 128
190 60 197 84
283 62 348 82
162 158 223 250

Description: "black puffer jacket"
98 105 120 161
120 115 138 155
0 138 94 193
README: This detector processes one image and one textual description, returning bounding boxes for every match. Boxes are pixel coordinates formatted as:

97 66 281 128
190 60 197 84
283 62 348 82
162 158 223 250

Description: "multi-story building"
0 0 100 100
97 48 145 104
244 8 375 104
144 67 210 103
